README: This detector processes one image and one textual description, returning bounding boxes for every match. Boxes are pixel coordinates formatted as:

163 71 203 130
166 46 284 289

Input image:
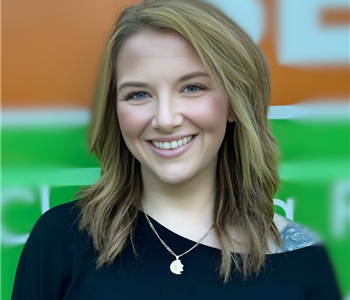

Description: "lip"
146 135 197 159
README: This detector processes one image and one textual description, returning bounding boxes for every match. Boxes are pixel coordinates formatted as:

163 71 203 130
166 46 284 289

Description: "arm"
273 214 342 299
305 246 342 300
11 203 75 300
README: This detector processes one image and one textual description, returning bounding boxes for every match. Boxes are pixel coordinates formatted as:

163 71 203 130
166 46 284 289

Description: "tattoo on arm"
276 216 320 253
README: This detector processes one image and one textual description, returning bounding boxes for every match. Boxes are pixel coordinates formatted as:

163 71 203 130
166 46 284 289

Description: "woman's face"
116 30 233 185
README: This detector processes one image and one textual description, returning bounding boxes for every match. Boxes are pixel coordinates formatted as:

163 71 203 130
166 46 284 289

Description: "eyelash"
126 91 149 101
125 83 206 101
183 83 206 93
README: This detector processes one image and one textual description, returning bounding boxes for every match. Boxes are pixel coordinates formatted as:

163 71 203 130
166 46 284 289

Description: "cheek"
189 95 230 136
116 104 148 142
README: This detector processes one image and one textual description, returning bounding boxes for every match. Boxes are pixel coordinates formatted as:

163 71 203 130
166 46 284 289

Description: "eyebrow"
117 71 210 93
177 71 210 82
118 82 149 93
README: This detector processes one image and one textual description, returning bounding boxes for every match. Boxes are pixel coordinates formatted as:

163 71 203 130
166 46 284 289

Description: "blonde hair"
77 0 281 283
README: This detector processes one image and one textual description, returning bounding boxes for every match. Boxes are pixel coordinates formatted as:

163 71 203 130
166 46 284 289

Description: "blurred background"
1 0 349 299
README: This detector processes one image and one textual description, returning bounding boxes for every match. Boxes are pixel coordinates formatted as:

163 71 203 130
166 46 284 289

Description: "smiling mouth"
151 135 194 150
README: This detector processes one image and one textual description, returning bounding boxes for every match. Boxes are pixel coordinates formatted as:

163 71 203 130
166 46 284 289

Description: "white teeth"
151 135 194 150
170 141 177 149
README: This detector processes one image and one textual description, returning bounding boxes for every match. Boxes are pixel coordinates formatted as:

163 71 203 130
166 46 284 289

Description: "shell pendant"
170 256 184 275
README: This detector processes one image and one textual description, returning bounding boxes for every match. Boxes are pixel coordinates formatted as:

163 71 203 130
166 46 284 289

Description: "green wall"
1 111 349 299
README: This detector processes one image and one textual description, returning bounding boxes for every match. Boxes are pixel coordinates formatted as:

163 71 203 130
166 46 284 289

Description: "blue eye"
127 91 149 100
183 84 205 93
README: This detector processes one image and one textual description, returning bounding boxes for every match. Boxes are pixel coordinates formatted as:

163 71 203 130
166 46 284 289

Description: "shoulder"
273 213 321 253
35 200 80 230
12 201 86 297
28 200 82 247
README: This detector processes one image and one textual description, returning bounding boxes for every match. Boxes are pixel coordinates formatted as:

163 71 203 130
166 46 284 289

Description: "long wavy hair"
77 0 281 283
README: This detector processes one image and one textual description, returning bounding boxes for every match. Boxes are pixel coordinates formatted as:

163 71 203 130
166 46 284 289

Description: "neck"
140 165 216 238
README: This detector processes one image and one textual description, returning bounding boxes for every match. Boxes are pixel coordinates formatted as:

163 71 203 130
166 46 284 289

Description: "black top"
12 201 341 300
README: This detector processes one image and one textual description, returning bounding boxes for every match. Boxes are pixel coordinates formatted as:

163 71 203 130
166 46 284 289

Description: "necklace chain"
143 211 214 259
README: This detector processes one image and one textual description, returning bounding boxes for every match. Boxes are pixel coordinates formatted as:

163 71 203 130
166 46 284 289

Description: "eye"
126 91 150 100
183 84 205 93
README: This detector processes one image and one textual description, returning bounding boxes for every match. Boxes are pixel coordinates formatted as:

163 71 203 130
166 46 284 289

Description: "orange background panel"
258 0 348 106
1 0 348 107
322 9 349 25
2 0 136 107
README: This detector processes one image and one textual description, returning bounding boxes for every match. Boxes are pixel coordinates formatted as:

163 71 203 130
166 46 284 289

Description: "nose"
151 93 183 132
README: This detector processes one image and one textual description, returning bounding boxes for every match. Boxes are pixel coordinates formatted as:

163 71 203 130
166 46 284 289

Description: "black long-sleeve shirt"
12 201 341 300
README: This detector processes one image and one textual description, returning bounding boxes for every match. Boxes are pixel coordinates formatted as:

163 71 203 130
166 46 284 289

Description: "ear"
227 109 235 123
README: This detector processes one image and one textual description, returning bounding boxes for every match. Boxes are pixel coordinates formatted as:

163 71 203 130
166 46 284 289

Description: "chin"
156 171 195 186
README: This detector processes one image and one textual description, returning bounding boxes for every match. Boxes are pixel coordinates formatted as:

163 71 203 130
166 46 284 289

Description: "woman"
12 0 341 299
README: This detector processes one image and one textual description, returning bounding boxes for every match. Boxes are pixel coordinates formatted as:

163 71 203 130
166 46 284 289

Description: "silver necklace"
143 211 214 275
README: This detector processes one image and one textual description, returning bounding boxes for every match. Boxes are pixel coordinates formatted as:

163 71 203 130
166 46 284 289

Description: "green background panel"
1 118 349 300
2 126 100 168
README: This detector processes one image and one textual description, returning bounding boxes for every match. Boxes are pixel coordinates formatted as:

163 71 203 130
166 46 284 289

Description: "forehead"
116 30 207 81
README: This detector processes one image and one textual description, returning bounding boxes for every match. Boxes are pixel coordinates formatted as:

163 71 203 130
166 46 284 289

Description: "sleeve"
305 246 342 300
11 203 75 300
